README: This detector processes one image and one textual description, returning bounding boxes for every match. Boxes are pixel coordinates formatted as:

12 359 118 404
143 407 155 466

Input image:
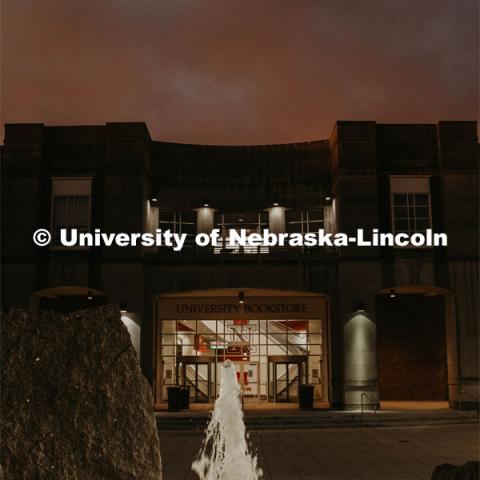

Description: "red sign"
236 371 249 385
234 319 249 325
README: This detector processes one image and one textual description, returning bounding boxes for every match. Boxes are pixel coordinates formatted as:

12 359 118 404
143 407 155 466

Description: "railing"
274 363 301 401
184 365 209 401
145 244 335 257
360 392 377 416
268 321 307 356
184 377 209 402
448 383 479 417
276 375 299 400
459 390 480 419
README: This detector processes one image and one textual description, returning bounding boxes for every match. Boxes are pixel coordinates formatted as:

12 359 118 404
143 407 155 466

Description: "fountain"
191 360 263 480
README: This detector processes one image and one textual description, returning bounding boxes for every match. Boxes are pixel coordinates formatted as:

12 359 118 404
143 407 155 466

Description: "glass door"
273 362 300 402
234 361 260 402
181 362 211 403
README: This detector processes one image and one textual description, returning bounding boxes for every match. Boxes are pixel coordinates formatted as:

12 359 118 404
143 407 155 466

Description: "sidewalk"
159 424 479 480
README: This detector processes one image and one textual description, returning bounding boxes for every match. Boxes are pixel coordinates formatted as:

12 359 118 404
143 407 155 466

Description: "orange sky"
1 0 478 145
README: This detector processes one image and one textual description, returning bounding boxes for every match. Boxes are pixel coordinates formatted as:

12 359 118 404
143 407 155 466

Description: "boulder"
1 305 161 480
431 461 479 480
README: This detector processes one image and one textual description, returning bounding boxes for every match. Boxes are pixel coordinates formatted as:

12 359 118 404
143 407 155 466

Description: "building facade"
2 120 479 410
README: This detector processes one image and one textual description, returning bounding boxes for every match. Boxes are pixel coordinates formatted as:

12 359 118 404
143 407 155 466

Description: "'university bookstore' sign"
157 296 326 320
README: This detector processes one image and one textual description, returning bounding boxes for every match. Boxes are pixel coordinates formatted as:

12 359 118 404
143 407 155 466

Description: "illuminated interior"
160 317 325 403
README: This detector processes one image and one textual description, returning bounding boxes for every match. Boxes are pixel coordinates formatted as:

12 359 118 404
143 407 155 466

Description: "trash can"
167 386 181 412
180 386 190 409
299 384 315 410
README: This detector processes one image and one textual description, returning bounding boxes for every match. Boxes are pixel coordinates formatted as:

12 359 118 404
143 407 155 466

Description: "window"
214 212 268 254
160 318 324 402
158 210 196 245
390 176 431 236
51 178 91 246
392 193 431 235
286 209 324 234
52 196 90 242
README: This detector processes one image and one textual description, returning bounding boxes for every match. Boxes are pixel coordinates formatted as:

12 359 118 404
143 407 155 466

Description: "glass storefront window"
160 318 325 403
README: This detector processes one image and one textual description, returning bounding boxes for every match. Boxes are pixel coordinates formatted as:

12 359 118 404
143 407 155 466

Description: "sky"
1 0 478 145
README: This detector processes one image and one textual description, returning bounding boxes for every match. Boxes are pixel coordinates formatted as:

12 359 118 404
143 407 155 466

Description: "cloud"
1 0 477 144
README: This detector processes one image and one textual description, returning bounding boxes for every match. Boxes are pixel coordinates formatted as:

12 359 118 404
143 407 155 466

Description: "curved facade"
2 120 479 410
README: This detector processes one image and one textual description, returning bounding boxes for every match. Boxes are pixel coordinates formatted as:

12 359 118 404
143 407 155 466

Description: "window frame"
285 208 325 235
389 175 432 248
214 212 269 254
50 178 92 250
157 209 197 246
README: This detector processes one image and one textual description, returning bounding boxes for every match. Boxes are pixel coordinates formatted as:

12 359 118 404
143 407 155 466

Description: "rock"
431 461 479 480
1 305 162 480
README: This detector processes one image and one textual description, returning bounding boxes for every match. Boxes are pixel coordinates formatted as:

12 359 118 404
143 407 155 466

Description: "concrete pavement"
159 424 479 480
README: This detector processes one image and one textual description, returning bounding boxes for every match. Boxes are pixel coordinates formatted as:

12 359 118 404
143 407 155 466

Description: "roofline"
3 120 477 147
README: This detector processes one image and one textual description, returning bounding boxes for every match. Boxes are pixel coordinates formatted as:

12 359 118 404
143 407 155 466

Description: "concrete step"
156 410 479 430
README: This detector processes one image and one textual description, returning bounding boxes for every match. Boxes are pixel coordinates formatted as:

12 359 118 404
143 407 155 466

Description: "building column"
308 319 323 401
343 308 379 410
160 319 176 403
268 206 285 233
449 261 480 410
196 207 214 234
120 311 141 358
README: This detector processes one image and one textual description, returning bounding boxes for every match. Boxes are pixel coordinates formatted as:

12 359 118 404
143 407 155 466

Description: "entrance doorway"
160 318 323 404
274 363 299 402
180 359 213 403
233 361 260 402
155 289 329 407
269 356 307 402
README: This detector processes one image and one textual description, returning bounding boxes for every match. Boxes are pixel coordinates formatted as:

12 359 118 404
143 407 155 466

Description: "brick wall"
376 294 448 400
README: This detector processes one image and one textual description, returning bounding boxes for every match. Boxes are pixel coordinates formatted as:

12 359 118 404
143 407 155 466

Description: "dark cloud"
1 0 478 144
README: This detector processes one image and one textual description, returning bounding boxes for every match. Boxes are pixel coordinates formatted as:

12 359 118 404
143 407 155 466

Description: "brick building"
2 120 478 410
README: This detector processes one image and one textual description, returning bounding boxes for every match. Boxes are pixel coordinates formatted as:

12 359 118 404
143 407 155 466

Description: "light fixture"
87 290 93 301
389 289 396 298
272 202 279 207
238 217 244 222
120 302 128 313
324 195 332 201
202 199 210 207
151 197 158 203
355 301 366 312
238 291 245 304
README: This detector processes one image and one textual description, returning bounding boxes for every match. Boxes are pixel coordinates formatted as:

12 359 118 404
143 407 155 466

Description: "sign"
157 295 326 320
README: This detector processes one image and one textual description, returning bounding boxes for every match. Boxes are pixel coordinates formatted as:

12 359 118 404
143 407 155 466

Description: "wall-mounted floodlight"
355 301 366 312
87 290 93 301
272 202 279 207
389 289 396 298
238 291 245 304
120 302 128 313
151 197 158 203
324 195 332 201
